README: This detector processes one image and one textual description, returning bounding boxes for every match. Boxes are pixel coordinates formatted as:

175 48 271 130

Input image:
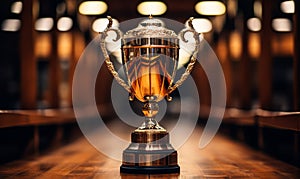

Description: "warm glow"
253 1 262 18
79 1 108 15
247 18 261 32
272 18 292 32
280 0 295 14
195 1 226 16
74 32 86 62
229 31 242 60
272 33 293 55
58 33 72 59
57 17 73 31
137 1 167 15
212 15 226 33
92 18 119 32
1 19 21 32
35 33 51 57
248 33 260 58
11 1 22 14
217 37 228 63
35 18 54 31
227 0 237 17
126 58 171 102
186 18 212 33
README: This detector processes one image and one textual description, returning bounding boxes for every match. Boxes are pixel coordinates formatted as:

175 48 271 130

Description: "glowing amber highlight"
122 42 178 102
128 56 171 102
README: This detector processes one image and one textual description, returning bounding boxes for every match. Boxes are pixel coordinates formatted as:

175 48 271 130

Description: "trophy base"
120 165 180 174
120 129 180 174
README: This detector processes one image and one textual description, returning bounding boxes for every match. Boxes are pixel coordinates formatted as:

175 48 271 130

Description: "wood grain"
19 0 37 109
0 106 113 128
0 109 75 128
256 110 300 131
0 126 298 178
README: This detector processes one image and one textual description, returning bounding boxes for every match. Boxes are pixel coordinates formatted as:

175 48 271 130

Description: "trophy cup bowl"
100 16 200 174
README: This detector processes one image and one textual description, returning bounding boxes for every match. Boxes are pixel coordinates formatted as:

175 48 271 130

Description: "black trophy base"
120 129 180 174
120 165 180 174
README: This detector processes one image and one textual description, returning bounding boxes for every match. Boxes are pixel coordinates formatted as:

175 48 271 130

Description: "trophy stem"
139 117 165 130
139 99 165 130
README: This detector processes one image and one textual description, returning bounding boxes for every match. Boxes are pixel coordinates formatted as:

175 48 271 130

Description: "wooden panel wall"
259 0 272 110
294 0 300 111
20 0 37 109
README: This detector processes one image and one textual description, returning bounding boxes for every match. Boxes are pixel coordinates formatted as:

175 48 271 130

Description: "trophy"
100 16 200 174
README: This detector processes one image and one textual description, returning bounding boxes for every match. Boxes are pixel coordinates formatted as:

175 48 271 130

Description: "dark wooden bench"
216 108 300 166
256 110 300 166
0 108 79 164
256 109 300 131
0 104 116 164
0 108 75 128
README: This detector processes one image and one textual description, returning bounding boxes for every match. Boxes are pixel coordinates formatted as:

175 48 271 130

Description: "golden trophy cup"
100 16 200 174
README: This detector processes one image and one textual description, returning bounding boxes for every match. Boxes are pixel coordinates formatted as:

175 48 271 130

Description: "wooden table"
0 126 299 178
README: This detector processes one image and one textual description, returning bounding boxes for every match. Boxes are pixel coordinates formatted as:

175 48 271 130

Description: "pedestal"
120 129 180 174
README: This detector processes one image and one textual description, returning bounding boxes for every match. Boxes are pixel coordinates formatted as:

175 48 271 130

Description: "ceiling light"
280 0 295 14
35 18 54 31
137 1 167 15
272 18 292 32
79 1 108 15
195 1 226 16
1 19 21 32
57 17 73 31
247 18 261 32
11 1 22 14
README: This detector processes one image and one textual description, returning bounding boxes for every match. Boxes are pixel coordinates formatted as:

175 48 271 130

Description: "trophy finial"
106 16 113 29
188 17 195 30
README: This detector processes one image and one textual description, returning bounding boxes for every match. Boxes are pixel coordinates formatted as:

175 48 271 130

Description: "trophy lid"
123 16 178 39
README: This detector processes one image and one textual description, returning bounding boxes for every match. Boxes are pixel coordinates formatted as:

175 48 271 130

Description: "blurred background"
0 0 300 169
0 0 298 112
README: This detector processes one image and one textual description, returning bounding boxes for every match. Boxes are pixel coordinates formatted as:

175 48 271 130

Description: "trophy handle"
99 16 132 94
167 17 199 96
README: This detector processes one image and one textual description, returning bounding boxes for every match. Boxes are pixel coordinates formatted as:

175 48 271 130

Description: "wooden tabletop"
0 126 299 178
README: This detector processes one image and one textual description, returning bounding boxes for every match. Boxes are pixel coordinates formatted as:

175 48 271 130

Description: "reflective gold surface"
122 42 179 103
121 129 178 169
